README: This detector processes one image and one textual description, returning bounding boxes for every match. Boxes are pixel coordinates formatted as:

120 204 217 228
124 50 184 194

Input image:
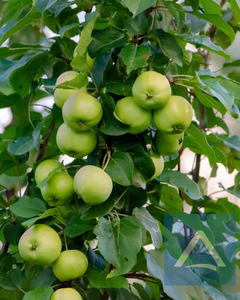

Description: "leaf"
21 208 58 227
159 184 183 211
175 32 231 60
199 0 221 14
99 92 129 136
64 213 96 237
34 0 58 11
88 270 129 289
23 287 53 300
183 123 216 166
71 12 98 73
133 207 162 249
87 247 106 271
228 0 240 25
117 289 141 299
94 216 143 277
145 250 205 300
120 0 156 17
105 151 134 186
159 170 202 200
204 285 228 300
81 198 116 220
118 44 151 74
129 145 155 180
91 50 112 88
88 28 129 58
194 12 235 42
152 29 183 66
0 268 23 290
0 7 43 45
10 196 47 218
8 122 42 155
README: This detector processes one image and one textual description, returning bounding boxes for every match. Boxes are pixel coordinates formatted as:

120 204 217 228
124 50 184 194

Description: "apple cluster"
54 71 102 159
18 224 86 299
114 70 193 156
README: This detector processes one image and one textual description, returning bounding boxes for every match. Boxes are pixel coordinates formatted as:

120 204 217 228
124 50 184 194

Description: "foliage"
0 0 240 299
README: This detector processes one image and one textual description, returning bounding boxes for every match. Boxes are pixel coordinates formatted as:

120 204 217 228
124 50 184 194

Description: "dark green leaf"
133 207 162 248
89 28 129 58
34 0 57 11
0 268 23 290
159 170 201 200
65 213 96 237
117 289 141 299
81 198 116 220
91 50 112 88
10 196 47 218
87 247 106 270
152 29 183 66
183 123 216 166
94 216 143 277
88 270 129 289
3 223 25 245
199 0 221 14
120 0 156 17
119 44 151 74
105 151 134 186
99 92 129 136
23 287 53 300
175 32 231 60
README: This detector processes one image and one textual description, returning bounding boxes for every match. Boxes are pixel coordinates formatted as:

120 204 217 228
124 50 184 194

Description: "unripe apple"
153 95 193 133
35 159 61 185
74 165 113 205
41 172 74 206
149 153 164 181
62 93 103 132
54 71 87 108
114 97 152 134
18 224 62 266
50 288 82 300
52 250 88 281
132 71 171 109
154 131 184 156
56 123 97 158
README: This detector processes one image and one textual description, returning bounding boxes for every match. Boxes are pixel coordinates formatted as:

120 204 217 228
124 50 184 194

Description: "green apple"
154 131 184 156
54 71 87 108
41 172 74 206
132 71 171 109
153 95 193 133
74 165 113 205
114 97 152 134
149 153 164 181
35 159 61 185
52 250 88 281
62 93 103 132
56 123 97 158
50 288 82 300
18 224 62 266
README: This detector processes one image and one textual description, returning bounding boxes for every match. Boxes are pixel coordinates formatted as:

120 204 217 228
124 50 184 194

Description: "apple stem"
102 149 111 171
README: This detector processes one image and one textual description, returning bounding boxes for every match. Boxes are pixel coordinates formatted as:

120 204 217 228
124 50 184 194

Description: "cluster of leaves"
0 0 240 299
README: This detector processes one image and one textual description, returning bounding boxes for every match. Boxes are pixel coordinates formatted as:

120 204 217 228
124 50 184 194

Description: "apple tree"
0 0 240 299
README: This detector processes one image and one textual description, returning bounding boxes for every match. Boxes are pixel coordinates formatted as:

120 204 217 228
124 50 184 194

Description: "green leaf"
152 29 183 66
194 12 235 42
120 0 156 17
64 213 96 238
71 12 98 73
228 0 240 25
159 184 183 210
183 123 216 166
204 285 228 300
118 44 151 74
21 208 58 227
88 270 129 290
94 216 143 277
0 7 43 45
34 0 57 11
129 145 155 180
133 207 162 249
10 196 47 218
0 0 32 26
194 87 226 115
199 0 221 14
3 223 25 245
117 289 141 299
23 287 53 300
105 151 134 186
89 28 129 58
0 93 21 108
145 250 205 300
8 122 42 155
81 198 116 220
175 32 231 60
99 92 129 136
159 170 202 200
91 50 112 88
0 268 23 290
